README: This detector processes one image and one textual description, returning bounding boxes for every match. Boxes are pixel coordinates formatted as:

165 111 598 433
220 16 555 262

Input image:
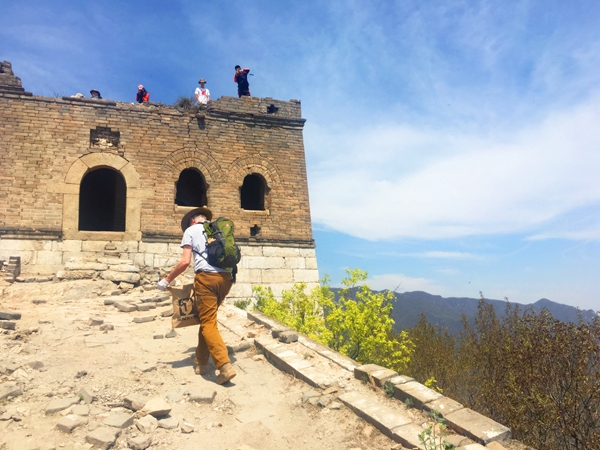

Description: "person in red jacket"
136 84 149 103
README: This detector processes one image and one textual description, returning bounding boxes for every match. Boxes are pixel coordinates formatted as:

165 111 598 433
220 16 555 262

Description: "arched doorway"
240 173 266 210
175 168 207 207
79 168 127 231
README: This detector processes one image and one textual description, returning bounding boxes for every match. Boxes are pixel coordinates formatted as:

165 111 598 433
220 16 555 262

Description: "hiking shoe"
194 364 209 375
216 363 236 384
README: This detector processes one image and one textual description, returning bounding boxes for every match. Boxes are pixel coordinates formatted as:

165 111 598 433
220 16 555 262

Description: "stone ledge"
254 337 336 389
338 391 413 440
393 380 444 409
445 408 511 445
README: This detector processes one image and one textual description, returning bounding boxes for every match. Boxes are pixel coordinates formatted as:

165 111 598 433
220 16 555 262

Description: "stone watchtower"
0 61 319 300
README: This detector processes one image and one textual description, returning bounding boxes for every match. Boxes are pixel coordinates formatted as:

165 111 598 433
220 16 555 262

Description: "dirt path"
0 280 398 450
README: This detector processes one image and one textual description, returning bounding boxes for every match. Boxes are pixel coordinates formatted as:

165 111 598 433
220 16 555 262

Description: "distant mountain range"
389 291 598 336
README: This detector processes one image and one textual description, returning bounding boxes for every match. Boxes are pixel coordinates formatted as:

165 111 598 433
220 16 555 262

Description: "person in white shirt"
195 78 210 105
157 207 236 385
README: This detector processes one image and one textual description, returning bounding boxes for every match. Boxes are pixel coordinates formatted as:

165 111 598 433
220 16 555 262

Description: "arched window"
175 168 207 207
240 173 266 210
79 168 126 231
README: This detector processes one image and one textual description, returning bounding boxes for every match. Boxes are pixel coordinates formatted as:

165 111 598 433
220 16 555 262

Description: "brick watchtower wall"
0 62 319 300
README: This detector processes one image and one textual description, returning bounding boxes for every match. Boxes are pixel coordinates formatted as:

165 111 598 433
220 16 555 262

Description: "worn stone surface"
188 387 217 404
86 426 121 449
338 391 413 439
157 416 179 430
78 387 95 404
133 315 156 323
45 397 79 414
140 397 171 418
128 434 153 450
279 330 299 343
103 411 134 428
0 321 16 330
123 394 149 411
445 407 511 445
393 380 444 409
424 396 464 417
55 414 88 433
135 414 158 433
0 382 22 400
0 310 21 320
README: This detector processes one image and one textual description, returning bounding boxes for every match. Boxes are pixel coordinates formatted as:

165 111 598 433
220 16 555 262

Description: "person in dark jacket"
90 89 102 99
136 85 149 103
234 66 251 98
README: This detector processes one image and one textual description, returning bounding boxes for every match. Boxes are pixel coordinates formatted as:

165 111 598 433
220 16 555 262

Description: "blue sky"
2 1 600 310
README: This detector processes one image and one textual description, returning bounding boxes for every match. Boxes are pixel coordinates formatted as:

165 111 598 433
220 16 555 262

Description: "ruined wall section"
0 94 312 242
0 77 319 298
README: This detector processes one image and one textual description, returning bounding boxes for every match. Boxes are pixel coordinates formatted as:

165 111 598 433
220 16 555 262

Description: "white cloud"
367 273 448 294
309 94 600 241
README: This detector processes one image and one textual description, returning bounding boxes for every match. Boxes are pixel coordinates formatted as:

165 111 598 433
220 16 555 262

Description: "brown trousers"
193 271 233 370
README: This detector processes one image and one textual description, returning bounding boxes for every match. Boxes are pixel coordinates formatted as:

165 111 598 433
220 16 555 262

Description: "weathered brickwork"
0 62 319 298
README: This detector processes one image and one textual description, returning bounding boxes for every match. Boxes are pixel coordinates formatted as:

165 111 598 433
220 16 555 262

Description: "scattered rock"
86 426 121 450
123 394 149 411
317 394 334 408
139 397 171 418
56 414 88 433
328 401 343 410
103 411 133 428
0 310 21 320
114 302 137 312
301 390 321 403
78 387 95 404
187 387 217 404
128 434 153 450
99 323 114 331
157 416 179 430
135 414 158 433
252 355 265 362
322 386 339 395
45 397 79 414
0 321 16 330
165 330 177 338
153 334 164 339
25 360 44 370
71 404 90 416
132 315 156 324
279 330 299 343
88 317 104 326
32 299 47 304
181 421 195 433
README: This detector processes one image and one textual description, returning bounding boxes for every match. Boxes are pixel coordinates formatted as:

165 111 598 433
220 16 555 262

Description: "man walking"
234 65 251 98
157 207 236 384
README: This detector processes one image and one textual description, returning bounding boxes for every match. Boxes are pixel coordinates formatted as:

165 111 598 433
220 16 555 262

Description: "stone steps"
241 308 513 449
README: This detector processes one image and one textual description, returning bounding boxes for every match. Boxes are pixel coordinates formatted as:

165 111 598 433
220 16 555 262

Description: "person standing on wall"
156 207 237 385
195 78 210 107
234 65 251 98
136 85 149 103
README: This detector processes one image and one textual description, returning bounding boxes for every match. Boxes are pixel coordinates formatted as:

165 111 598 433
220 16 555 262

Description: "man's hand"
157 279 169 290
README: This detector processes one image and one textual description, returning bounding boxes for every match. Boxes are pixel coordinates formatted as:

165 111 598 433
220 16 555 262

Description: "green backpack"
203 218 241 282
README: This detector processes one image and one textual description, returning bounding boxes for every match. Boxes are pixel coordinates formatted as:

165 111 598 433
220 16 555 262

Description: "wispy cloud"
367 273 448 294
309 94 600 241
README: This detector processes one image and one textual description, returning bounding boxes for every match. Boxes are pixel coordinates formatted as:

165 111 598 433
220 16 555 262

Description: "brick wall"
0 63 319 295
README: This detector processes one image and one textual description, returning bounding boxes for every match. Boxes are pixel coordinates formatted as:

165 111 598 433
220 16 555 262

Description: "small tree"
324 268 413 372
254 268 413 372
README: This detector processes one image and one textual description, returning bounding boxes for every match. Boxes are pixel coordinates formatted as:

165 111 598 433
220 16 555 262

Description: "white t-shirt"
195 87 210 105
180 223 228 273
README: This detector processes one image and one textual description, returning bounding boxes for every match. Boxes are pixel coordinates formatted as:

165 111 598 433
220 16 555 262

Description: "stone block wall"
0 62 319 297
